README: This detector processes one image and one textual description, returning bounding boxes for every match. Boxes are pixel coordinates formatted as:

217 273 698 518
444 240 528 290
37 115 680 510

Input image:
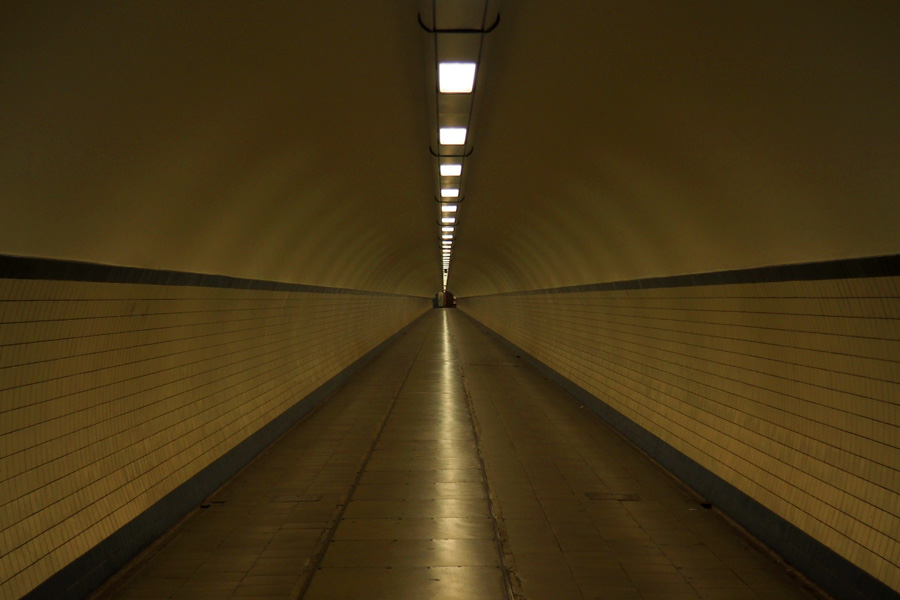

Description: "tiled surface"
87 310 826 600
0 278 429 600
303 311 506 600
459 276 900 593
451 311 824 600
89 313 428 600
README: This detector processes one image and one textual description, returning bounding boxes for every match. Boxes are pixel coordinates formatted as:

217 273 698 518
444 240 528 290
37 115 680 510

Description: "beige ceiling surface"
2 3 899 298
453 1 900 295
1 2 436 295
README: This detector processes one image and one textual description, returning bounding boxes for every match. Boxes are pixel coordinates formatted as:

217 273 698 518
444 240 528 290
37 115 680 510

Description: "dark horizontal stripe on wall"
462 312 897 600
21 312 426 600
465 253 900 298
0 254 419 297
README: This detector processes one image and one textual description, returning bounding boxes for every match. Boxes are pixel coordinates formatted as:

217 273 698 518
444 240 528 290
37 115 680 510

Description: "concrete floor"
91 310 826 600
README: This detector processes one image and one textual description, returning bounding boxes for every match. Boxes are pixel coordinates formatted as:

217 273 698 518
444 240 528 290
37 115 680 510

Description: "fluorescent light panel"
440 164 462 177
440 204 458 212
442 226 455 232
439 62 477 93
440 188 459 198
439 127 466 145
441 217 456 224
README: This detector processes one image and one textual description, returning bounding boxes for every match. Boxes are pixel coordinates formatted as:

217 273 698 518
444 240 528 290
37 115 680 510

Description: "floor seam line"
291 332 429 600
451 319 522 600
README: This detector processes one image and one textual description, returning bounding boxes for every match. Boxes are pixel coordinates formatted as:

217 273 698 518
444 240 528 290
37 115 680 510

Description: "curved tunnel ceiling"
1 2 436 295
2 2 899 297
454 1 900 295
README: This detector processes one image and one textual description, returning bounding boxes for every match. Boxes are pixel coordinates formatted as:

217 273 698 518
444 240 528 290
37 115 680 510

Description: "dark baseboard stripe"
459 310 896 600
21 311 427 600
463 252 900 298
0 253 419 298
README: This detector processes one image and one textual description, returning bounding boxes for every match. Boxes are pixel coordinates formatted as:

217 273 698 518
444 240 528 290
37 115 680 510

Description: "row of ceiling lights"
423 3 496 293
436 63 475 291
436 63 477 291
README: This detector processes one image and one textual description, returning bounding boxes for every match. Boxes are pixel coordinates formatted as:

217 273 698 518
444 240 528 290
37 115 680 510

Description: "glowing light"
440 204 458 212
440 164 462 177
439 127 466 145
440 188 459 198
439 62 477 93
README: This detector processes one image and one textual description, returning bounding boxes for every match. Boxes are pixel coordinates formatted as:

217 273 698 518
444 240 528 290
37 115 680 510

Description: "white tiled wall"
460 276 900 593
0 279 429 600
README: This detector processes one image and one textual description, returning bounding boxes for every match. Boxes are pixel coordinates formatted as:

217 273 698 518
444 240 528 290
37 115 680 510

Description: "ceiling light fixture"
439 127 467 145
440 204 458 212
441 217 456 224
441 226 455 232
440 188 459 198
439 62 477 93
440 164 462 177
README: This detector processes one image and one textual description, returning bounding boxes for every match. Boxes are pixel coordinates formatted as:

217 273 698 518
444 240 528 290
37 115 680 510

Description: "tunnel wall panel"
459 268 899 598
0 273 429 600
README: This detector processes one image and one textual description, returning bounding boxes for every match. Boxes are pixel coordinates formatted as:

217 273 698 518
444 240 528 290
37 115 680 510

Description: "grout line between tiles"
290 330 428 600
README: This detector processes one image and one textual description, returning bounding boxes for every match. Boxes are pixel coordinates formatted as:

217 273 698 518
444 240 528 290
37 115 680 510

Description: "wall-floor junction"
460 260 900 599
0 262 429 600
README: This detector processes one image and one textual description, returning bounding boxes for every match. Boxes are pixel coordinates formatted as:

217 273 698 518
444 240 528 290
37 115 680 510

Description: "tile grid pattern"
0 278 429 600
302 310 507 599
459 276 900 593
453 311 823 600
93 320 423 600
85 310 826 600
